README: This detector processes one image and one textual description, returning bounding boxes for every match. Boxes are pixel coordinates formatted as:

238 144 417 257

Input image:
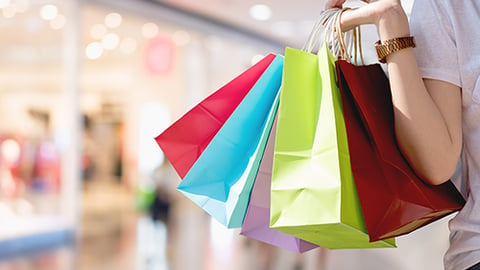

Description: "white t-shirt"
410 1 480 269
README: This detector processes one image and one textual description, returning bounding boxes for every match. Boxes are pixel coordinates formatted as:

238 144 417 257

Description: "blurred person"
31 137 61 193
145 159 179 268
81 114 97 183
149 159 177 224
149 184 172 223
324 1 479 269
112 122 124 182
28 111 61 193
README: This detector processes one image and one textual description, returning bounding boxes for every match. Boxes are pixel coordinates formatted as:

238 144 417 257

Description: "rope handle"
335 8 364 65
301 7 365 65
302 8 340 53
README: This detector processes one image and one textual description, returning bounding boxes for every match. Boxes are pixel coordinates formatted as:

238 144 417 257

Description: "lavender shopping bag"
240 116 318 253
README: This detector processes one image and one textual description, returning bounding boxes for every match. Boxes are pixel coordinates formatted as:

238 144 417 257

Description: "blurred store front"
0 0 77 256
0 0 281 268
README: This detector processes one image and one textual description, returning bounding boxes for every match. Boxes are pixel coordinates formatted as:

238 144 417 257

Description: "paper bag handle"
335 8 364 65
302 7 358 58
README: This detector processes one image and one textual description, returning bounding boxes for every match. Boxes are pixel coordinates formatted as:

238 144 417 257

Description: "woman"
324 1 480 269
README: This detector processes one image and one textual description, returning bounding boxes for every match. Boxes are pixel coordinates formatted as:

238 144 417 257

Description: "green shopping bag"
269 43 395 249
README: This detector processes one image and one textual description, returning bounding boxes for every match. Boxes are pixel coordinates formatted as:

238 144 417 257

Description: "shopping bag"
240 116 318 253
336 59 465 242
177 55 283 228
269 43 395 249
155 54 277 178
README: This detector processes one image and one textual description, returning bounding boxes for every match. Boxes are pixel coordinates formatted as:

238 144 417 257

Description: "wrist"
376 4 410 39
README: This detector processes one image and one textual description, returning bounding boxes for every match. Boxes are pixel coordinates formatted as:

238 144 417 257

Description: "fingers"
338 0 408 35
324 0 345 9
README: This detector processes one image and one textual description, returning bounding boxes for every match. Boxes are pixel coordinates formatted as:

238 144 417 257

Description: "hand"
324 0 369 10
326 0 409 39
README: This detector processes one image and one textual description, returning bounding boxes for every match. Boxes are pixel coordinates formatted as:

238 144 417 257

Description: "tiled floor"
0 181 455 270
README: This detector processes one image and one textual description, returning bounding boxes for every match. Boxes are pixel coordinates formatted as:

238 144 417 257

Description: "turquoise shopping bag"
177 55 283 228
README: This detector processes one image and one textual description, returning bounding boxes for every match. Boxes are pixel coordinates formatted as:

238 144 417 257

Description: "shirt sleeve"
410 0 461 87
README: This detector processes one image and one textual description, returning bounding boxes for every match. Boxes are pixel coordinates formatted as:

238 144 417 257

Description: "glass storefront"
0 0 271 253
0 0 71 249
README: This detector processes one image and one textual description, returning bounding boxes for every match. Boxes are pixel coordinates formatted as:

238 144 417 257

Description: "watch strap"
375 36 416 63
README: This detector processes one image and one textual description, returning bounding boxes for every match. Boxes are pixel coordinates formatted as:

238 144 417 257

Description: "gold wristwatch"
375 36 416 63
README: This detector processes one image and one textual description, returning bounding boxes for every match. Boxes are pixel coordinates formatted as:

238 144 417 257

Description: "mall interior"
0 0 460 269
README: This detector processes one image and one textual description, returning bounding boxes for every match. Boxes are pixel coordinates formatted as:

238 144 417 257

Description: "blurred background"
0 0 453 269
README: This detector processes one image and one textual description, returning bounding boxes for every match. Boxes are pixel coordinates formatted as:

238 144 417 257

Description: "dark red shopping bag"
335 59 465 242
155 54 276 178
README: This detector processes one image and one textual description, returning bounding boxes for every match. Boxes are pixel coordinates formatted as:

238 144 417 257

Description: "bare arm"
330 0 463 185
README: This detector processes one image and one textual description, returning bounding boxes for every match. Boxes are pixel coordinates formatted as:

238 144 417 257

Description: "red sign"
144 36 175 75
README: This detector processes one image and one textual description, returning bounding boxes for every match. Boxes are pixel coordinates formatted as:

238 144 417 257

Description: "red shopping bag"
336 59 465 242
155 54 276 178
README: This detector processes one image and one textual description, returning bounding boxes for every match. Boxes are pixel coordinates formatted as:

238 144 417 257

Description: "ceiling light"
249 4 272 21
142 22 159 38
86 42 103 59
40 4 57 21
105 12 122 28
